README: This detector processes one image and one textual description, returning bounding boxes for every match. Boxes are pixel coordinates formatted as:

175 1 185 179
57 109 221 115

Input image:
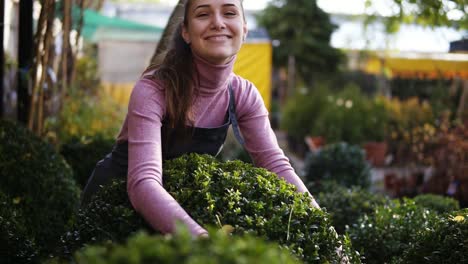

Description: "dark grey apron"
81 84 244 205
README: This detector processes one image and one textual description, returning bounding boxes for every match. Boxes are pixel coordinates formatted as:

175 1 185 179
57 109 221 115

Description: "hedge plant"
0 191 38 264
316 183 390 233
0 120 80 256
73 226 302 264
348 198 439 264
62 154 360 263
304 142 371 190
60 135 115 188
400 209 468 263
413 194 460 214
58 180 150 257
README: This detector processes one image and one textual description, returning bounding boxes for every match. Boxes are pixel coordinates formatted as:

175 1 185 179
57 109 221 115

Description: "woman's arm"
126 78 208 236
234 79 320 208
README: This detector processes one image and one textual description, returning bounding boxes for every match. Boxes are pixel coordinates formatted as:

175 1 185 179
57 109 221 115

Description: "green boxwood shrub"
0 120 80 256
400 209 468 263
316 183 390 234
60 135 116 188
304 142 371 190
348 199 440 264
57 179 151 257
0 191 38 264
73 226 302 264
413 194 460 214
62 154 360 263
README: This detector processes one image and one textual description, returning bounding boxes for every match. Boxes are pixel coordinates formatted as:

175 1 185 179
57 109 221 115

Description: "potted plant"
361 97 390 167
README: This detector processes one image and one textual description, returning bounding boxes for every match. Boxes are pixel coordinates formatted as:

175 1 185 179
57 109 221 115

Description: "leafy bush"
413 194 460 214
63 154 360 263
400 209 468 263
58 180 150 257
73 226 302 264
0 120 80 256
0 192 38 264
348 199 439 264
60 135 116 188
44 88 125 144
381 97 434 165
281 85 329 142
312 85 384 145
304 142 371 189
316 183 390 233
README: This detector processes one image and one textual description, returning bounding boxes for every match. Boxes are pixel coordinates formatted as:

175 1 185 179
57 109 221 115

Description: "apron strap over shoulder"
228 82 245 146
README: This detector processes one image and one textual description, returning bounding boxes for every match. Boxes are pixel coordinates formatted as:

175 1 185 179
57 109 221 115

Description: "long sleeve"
234 78 319 206
126 78 208 236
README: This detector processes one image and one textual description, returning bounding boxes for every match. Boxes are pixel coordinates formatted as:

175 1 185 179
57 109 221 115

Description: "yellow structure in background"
234 42 273 110
364 52 468 79
102 42 273 111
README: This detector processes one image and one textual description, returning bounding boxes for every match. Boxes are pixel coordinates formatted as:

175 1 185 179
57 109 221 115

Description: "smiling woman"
81 0 320 238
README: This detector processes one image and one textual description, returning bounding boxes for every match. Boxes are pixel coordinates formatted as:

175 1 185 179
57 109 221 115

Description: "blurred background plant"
43 53 125 146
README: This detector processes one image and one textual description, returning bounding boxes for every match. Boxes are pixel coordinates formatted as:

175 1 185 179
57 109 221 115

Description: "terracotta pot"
305 136 326 151
364 141 388 167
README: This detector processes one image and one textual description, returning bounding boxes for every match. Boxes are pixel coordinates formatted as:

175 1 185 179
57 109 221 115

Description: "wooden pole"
18 0 34 124
0 0 4 117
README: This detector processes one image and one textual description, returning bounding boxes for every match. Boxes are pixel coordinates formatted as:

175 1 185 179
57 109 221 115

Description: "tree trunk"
18 0 34 124
149 0 187 66
0 0 4 117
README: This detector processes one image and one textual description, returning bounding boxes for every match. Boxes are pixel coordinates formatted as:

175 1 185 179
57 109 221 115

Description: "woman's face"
182 0 247 65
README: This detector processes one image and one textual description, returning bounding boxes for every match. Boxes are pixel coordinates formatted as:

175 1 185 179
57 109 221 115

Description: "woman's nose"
210 13 225 30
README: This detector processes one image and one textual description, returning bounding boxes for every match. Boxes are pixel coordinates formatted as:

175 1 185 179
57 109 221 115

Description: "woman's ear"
181 24 191 44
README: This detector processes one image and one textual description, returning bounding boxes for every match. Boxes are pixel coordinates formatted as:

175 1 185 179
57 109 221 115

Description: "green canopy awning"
70 7 163 42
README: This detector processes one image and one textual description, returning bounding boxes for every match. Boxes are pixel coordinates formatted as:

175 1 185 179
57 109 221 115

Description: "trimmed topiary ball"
73 226 302 264
0 120 80 256
58 180 151 257
348 198 440 264
413 194 460 214
63 153 360 263
0 191 38 264
304 142 371 190
316 183 390 234
400 209 468 263
60 135 116 188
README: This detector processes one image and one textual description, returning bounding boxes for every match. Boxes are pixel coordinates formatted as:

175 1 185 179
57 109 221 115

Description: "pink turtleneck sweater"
116 55 314 236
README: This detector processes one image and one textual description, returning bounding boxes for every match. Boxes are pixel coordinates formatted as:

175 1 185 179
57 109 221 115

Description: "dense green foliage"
0 120 80 257
256 0 343 81
0 192 38 264
60 135 115 188
304 143 371 189
316 184 389 234
400 209 468 263
414 194 460 214
281 86 329 142
63 154 360 263
348 199 439 264
73 226 302 264
58 180 150 257
312 85 388 144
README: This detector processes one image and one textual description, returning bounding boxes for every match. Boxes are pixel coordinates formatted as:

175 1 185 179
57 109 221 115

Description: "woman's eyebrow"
193 3 239 11
193 4 209 12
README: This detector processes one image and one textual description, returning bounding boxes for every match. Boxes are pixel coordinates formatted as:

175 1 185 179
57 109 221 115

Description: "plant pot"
305 136 326 151
364 141 388 167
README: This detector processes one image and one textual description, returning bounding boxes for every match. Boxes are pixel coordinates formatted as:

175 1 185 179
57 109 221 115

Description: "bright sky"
164 0 379 14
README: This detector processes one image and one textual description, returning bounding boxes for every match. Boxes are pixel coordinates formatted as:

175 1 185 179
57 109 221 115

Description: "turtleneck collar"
192 52 236 95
